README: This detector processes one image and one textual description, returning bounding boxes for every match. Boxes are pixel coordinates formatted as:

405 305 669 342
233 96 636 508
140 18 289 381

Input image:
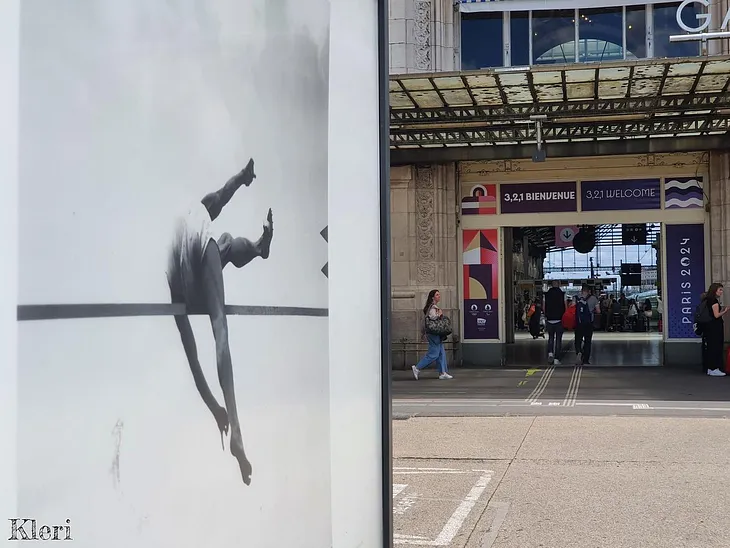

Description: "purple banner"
500 182 577 214
665 224 705 339
464 299 499 340
581 179 661 211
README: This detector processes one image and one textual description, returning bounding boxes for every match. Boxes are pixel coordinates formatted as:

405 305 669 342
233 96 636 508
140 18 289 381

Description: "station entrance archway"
459 153 709 368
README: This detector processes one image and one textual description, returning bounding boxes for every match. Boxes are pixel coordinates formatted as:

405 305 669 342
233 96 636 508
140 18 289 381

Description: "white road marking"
393 483 409 497
433 472 492 546
394 398 527 405
393 485 418 516
633 403 652 410
393 399 730 413
526 366 555 402
562 366 582 407
392 468 494 546
480 502 511 548
394 468 489 473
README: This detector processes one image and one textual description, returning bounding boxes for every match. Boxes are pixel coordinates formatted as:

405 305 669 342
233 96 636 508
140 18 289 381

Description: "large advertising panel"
10 0 386 546
665 223 706 340
463 229 500 340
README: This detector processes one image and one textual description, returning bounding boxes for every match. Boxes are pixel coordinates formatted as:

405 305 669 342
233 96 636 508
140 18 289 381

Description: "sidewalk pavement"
393 415 730 548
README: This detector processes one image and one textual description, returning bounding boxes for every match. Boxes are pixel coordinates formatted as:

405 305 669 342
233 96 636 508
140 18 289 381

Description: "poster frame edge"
377 0 393 545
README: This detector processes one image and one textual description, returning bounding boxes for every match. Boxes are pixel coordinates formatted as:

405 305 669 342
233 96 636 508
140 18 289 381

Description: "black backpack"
576 299 593 325
694 301 712 335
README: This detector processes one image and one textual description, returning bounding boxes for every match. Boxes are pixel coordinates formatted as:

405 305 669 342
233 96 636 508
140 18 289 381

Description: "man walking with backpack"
575 285 600 365
544 280 566 365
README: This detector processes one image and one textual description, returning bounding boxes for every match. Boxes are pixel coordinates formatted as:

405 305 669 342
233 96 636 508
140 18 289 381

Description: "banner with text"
665 223 705 339
463 229 499 340
500 182 577 214
581 179 661 211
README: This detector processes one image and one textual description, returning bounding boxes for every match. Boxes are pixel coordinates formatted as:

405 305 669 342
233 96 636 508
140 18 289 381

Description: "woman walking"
701 283 728 376
412 289 453 380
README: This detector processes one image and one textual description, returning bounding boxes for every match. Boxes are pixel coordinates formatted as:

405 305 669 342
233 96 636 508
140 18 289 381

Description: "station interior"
505 223 663 367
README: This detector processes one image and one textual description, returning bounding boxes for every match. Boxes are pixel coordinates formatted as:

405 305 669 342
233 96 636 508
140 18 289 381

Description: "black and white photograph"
17 1 332 546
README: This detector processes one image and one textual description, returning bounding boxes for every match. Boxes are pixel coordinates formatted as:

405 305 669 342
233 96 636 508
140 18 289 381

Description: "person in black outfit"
544 280 566 365
575 285 600 365
528 298 543 339
702 283 728 376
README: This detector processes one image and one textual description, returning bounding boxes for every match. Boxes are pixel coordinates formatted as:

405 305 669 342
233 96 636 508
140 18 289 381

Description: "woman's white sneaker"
439 373 453 380
412 365 420 380
707 368 726 377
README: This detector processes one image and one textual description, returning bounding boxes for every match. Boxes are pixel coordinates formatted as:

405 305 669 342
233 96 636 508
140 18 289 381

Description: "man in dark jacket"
544 280 566 365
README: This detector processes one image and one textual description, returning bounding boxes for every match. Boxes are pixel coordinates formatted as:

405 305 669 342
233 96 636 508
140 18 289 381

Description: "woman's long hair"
707 283 724 301
423 289 439 316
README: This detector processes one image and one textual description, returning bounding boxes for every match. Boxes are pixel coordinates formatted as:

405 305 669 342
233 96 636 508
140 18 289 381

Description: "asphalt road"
393 367 730 418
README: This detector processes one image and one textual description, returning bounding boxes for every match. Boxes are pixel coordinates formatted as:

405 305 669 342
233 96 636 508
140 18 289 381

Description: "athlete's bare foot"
242 158 256 187
230 431 252 485
259 208 274 260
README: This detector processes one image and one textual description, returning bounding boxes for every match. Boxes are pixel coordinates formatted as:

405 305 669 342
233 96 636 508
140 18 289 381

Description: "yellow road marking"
518 368 541 387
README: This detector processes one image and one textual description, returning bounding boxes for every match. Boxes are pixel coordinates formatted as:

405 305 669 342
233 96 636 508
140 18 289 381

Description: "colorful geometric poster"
461 184 497 215
665 177 704 209
463 229 499 340
665 223 705 339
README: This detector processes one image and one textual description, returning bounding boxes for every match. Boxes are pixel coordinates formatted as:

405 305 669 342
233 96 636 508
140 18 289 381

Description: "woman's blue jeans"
415 333 448 373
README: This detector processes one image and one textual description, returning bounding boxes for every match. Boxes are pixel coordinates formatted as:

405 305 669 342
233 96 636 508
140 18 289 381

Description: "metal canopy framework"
517 224 660 253
390 56 730 159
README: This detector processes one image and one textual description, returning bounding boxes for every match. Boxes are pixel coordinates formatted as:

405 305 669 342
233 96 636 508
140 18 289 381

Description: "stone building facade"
388 0 730 362
389 0 458 74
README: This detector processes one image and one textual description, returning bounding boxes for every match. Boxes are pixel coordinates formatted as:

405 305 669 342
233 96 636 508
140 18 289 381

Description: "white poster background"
17 1 336 547
0 0 20 531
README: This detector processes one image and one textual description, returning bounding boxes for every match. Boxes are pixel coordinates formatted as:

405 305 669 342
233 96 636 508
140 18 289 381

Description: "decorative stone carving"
417 262 436 284
413 0 432 71
416 191 434 261
459 160 521 176
637 154 666 167
415 165 434 189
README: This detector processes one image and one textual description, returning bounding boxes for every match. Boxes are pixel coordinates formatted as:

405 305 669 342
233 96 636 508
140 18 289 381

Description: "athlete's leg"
218 209 274 268
202 158 256 222
173 314 229 447
200 240 252 485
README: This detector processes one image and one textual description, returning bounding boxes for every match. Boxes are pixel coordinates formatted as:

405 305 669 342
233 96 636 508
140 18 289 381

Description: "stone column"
710 152 730 340
389 0 457 74
708 0 730 340
390 163 459 342
708 0 729 56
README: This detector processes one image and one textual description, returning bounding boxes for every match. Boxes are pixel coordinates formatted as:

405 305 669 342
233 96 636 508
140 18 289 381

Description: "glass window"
510 11 530 66
578 7 624 62
461 13 504 69
654 1 700 58
626 5 647 59
532 10 576 65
